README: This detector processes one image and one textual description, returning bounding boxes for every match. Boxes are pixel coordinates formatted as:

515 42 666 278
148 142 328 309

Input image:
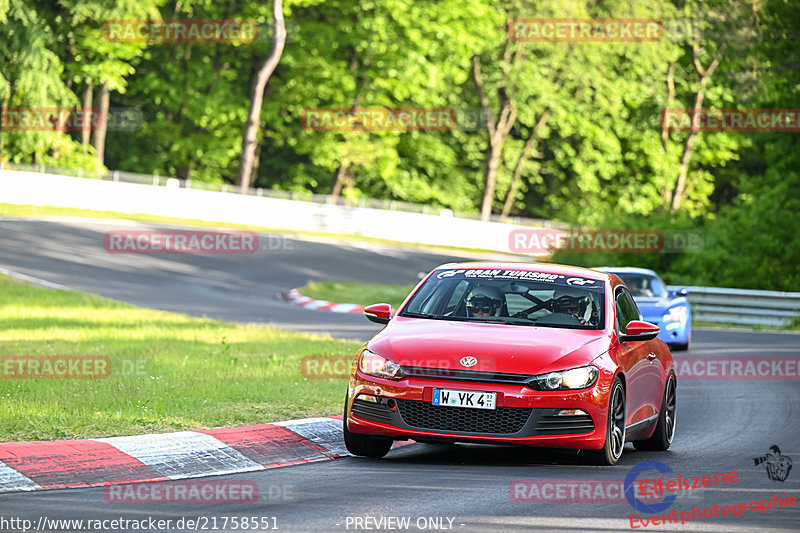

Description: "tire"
342 396 392 458
633 374 676 451
583 378 626 465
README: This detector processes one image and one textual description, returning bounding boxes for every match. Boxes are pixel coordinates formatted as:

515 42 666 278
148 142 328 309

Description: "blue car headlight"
663 306 688 324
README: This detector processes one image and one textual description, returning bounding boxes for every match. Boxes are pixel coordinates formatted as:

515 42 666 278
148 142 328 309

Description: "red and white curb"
281 288 365 314
0 416 408 494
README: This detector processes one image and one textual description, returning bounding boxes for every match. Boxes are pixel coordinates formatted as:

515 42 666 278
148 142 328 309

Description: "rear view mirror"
621 320 659 342
669 287 689 298
364 303 392 324
504 282 530 294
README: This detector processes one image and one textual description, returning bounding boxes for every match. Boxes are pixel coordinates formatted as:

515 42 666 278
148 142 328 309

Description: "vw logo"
459 356 478 368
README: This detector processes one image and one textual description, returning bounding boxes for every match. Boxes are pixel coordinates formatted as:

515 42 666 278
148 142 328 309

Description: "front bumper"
650 319 690 345
346 371 612 450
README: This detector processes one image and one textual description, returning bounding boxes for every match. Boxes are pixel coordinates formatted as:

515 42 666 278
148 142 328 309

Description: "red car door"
614 288 660 425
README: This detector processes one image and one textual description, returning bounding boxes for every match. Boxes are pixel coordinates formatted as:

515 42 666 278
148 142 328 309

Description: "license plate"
432 388 496 410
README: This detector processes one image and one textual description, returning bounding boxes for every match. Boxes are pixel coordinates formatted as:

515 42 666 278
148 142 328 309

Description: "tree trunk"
481 140 503 221
329 163 351 204
473 54 516 222
669 45 723 211
501 108 551 217
81 84 93 152
327 49 364 205
250 143 261 192
91 82 109 165
236 0 286 194
661 62 675 205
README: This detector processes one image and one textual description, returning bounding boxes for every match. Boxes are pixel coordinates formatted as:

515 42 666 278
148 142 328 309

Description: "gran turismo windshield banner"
433 268 604 291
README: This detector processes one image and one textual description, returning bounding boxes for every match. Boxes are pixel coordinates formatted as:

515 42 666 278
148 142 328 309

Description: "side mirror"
669 287 689 298
621 320 660 342
364 303 392 324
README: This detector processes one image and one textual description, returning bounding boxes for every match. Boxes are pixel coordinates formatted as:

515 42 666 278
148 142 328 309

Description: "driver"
626 278 653 297
551 286 591 325
465 286 504 318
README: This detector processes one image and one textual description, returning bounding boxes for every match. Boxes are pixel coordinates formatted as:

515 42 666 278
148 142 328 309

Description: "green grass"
0 275 362 442
693 319 800 332
299 281 417 309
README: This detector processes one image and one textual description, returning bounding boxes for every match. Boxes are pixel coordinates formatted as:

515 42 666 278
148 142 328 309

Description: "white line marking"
0 267 70 290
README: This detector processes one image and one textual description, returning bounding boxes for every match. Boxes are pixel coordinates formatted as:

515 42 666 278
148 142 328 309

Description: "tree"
236 0 286 194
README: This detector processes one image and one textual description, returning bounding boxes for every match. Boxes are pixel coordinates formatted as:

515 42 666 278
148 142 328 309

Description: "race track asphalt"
1 217 798 532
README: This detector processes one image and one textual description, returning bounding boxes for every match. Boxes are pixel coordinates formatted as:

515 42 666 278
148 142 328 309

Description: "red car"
343 262 677 465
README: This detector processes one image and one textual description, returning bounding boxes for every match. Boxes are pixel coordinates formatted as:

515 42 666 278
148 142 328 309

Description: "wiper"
535 323 596 330
495 318 538 326
399 311 446 320
448 316 538 326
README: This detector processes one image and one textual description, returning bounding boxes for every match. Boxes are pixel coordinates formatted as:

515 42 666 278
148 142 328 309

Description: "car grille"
395 398 532 434
351 399 394 423
534 413 594 435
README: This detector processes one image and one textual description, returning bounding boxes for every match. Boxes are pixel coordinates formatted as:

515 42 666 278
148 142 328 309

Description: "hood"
368 316 611 376
634 296 689 322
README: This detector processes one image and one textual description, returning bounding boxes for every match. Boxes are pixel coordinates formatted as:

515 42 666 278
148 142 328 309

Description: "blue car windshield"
618 274 667 298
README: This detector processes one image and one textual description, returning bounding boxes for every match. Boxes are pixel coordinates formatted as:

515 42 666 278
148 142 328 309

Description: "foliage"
0 0 797 289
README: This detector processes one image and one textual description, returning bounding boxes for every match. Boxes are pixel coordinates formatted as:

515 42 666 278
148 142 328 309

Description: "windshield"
401 268 605 329
617 273 667 298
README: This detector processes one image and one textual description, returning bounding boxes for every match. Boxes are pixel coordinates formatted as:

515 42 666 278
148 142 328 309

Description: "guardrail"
0 169 548 252
668 285 800 327
0 161 565 229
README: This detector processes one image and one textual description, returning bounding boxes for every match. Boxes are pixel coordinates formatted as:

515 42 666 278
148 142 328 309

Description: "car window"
616 288 640 333
401 269 605 329
443 280 469 314
504 293 528 316
619 273 667 298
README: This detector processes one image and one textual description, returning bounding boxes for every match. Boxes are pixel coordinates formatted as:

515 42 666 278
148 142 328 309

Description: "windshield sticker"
434 269 603 290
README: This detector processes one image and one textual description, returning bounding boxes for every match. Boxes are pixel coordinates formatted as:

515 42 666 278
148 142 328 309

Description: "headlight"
663 306 688 323
532 365 598 391
358 349 406 380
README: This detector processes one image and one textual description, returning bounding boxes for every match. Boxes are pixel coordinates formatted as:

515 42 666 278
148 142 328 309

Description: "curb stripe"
0 416 416 495
95 432 264 480
0 440 166 490
199 425 336 466
283 289 366 315
275 417 348 456
0 460 42 492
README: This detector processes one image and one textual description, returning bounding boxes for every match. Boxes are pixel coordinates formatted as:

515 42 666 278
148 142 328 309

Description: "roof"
433 261 611 281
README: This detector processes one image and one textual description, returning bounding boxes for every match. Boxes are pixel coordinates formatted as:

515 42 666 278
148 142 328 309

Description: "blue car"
596 267 691 351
